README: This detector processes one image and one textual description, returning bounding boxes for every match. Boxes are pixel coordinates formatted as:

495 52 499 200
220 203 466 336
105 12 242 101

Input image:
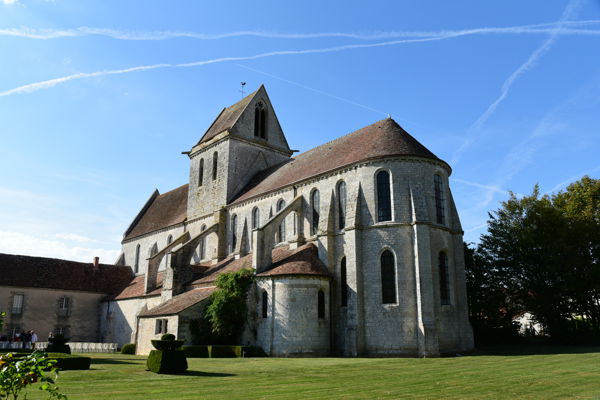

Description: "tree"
469 177 600 343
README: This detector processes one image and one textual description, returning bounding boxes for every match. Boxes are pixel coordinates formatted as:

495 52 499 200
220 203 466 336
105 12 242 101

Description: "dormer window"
254 101 267 139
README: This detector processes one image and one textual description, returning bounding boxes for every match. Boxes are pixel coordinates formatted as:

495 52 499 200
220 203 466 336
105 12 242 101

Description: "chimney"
93 256 99 267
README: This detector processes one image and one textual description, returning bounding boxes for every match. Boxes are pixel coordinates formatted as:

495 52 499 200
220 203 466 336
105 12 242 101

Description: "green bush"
121 343 136 354
151 339 184 351
146 350 188 374
161 333 176 341
209 345 237 358
47 353 91 370
45 343 71 354
182 345 209 358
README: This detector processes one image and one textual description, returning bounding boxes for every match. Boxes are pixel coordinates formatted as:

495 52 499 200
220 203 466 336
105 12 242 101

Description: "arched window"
277 199 286 243
380 250 396 304
337 181 347 230
167 235 173 245
318 290 325 319
434 174 446 225
439 251 451 305
231 214 238 252
254 101 267 139
262 290 268 318
150 242 158 257
340 257 348 307
252 207 260 230
200 224 207 260
377 171 392 222
311 189 320 235
134 244 140 273
212 152 218 181
198 159 204 186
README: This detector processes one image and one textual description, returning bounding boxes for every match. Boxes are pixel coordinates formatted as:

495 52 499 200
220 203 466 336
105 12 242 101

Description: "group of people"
11 330 38 349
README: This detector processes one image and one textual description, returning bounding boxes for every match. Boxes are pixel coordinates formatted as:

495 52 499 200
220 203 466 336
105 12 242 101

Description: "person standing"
22 330 31 349
30 331 38 350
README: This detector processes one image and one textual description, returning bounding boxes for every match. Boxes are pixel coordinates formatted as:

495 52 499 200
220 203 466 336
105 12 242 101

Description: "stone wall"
99 295 162 346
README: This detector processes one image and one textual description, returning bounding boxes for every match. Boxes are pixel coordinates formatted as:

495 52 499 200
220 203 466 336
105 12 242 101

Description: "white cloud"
54 232 96 243
0 230 120 263
1 0 19 5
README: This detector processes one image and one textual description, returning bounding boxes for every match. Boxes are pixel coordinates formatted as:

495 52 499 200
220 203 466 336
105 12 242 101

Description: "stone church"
101 85 474 356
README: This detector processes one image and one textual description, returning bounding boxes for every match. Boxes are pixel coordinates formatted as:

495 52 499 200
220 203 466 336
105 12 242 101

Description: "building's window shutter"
377 171 392 222
381 250 396 304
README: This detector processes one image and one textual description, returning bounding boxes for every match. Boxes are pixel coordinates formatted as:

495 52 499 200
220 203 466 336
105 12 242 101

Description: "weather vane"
240 82 247 98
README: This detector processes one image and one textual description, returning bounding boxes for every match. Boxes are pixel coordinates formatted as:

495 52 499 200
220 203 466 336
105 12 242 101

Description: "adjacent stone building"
102 85 474 356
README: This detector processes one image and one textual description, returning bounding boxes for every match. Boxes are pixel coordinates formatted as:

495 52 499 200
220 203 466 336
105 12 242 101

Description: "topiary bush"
209 345 237 358
46 335 71 354
47 353 91 370
161 333 176 341
182 345 209 358
146 350 187 374
121 343 136 354
151 340 184 351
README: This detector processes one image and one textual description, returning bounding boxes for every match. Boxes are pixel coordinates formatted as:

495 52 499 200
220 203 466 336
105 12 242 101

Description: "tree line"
465 176 600 345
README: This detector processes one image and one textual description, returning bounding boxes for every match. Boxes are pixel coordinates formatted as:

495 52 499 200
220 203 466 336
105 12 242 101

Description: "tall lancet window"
134 244 140 274
434 174 446 225
254 101 267 139
340 257 348 307
212 152 218 181
376 170 392 222
231 214 238 252
198 159 204 186
439 251 451 305
200 224 207 260
276 199 286 243
380 250 396 304
337 181 347 230
311 189 320 235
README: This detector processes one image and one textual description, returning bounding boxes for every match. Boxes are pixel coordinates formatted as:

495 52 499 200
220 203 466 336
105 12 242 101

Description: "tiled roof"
196 89 258 146
113 272 164 300
232 118 444 204
0 253 133 295
123 184 188 241
138 287 214 317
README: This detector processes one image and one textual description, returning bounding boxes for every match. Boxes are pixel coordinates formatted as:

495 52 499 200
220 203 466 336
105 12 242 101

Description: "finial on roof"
240 82 247 98
387 113 392 119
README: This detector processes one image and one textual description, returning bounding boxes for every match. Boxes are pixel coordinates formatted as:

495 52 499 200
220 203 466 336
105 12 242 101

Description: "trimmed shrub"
151 339 184 351
182 345 209 358
209 345 237 358
47 353 91 370
45 343 70 354
241 345 267 357
146 350 187 374
161 333 176 341
121 343 136 354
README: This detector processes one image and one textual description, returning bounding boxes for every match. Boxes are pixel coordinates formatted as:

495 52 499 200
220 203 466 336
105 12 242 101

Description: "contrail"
451 178 522 197
2 20 600 40
236 64 388 117
450 0 582 166
0 33 497 97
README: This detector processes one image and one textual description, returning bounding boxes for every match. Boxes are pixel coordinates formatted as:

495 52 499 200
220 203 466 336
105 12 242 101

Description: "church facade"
101 85 474 357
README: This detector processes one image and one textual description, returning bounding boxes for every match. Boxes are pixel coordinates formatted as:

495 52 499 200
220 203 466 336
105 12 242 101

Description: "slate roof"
0 253 133 295
138 287 214 317
196 89 258 146
123 184 188 241
232 118 445 204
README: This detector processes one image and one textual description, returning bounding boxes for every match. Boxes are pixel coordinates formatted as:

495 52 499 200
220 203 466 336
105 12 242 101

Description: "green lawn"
24 347 600 400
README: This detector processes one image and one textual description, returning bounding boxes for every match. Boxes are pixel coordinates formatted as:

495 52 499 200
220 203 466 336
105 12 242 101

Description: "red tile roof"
123 184 188 241
113 272 164 300
138 287 214 317
0 253 133 295
233 118 445 204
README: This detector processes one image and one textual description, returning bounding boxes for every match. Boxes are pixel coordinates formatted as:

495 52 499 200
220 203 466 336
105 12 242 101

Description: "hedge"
121 343 136 354
146 350 188 374
182 345 266 358
45 343 71 354
46 353 91 370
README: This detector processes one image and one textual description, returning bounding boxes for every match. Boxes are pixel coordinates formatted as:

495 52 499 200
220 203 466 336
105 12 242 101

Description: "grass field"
22 346 600 399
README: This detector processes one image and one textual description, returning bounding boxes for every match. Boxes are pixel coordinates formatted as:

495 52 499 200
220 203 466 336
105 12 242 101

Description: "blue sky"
1 0 599 262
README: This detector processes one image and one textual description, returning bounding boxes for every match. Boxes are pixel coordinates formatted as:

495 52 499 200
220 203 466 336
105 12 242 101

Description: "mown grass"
23 346 600 399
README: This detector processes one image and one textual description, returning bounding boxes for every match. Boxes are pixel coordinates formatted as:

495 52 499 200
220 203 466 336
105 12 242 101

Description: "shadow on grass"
472 345 600 356
179 370 236 377
91 358 142 365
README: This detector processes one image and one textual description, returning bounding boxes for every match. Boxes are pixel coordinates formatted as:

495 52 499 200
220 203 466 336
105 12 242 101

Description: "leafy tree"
203 268 254 344
0 352 66 400
468 177 600 343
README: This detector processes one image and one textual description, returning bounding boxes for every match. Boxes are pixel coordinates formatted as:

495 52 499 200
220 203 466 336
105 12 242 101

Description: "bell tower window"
254 101 267 139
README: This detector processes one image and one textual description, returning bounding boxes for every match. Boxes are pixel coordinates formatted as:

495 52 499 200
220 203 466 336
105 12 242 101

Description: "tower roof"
232 118 447 204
